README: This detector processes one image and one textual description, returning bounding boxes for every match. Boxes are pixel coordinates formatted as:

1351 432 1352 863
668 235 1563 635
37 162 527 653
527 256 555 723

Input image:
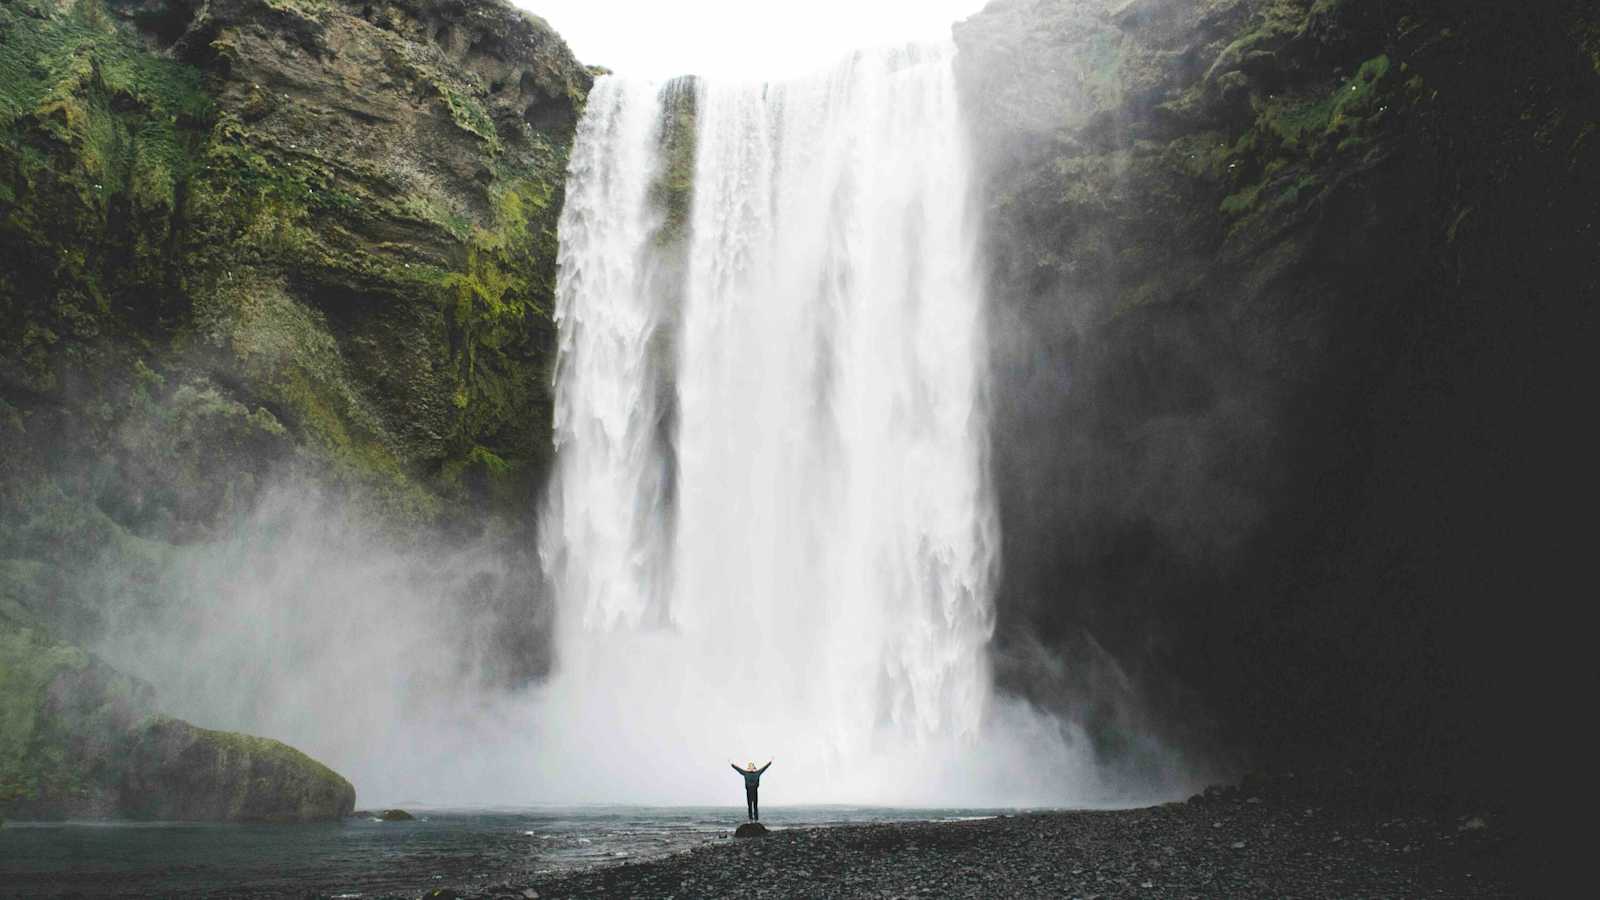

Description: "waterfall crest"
538 45 1062 805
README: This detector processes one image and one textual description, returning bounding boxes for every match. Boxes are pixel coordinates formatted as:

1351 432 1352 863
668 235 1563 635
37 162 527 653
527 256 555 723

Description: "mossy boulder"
1 617 354 822
119 716 355 823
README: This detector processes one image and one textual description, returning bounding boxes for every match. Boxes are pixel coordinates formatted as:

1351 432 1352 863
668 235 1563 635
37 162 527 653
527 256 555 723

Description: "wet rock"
735 822 770 838
380 808 417 821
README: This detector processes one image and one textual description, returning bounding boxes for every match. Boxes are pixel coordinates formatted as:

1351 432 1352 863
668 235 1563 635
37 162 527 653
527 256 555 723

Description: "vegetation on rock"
2 0 593 539
120 715 356 822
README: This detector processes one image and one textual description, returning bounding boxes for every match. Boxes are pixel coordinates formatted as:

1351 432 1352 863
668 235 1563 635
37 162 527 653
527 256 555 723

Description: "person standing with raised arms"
729 758 773 821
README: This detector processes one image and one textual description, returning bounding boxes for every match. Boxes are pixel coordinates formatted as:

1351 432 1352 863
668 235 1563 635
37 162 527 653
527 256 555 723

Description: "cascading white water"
544 77 674 634
536 45 1086 805
673 42 995 758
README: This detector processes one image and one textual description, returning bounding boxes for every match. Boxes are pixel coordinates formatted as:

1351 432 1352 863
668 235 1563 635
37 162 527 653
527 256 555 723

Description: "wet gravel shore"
439 776 1522 900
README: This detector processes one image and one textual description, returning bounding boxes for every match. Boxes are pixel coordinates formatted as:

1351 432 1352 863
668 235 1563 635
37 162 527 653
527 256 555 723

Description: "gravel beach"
441 776 1522 900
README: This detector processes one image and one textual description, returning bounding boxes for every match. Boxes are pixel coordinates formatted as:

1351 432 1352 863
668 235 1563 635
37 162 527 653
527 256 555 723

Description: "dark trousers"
746 786 759 820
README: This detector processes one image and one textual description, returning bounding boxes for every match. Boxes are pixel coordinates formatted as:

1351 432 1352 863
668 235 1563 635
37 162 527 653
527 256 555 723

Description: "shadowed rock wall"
956 0 1595 804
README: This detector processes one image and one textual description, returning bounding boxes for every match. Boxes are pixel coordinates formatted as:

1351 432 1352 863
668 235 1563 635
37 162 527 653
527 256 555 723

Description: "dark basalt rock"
380 808 417 821
953 0 1597 808
734 822 769 838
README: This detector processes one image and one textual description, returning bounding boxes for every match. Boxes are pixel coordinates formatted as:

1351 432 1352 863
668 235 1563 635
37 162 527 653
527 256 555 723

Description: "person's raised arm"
731 762 744 775
758 759 772 774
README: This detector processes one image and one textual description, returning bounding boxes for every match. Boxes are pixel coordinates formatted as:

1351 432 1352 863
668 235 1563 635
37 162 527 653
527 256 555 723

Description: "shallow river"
0 806 1006 897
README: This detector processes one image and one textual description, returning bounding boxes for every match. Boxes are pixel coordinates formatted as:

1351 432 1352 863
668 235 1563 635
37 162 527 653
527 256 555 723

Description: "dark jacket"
732 762 771 789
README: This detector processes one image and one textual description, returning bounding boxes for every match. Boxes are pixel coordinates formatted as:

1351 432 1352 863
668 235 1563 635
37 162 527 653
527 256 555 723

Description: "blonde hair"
748 761 757 770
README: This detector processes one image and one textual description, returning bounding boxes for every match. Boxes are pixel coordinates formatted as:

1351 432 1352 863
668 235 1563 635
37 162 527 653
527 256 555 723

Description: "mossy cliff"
956 0 1596 802
2 616 354 821
2 0 592 535
1 0 590 819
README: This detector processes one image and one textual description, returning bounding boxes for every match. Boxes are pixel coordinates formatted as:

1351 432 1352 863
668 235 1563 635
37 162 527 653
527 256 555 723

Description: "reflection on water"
0 806 1008 897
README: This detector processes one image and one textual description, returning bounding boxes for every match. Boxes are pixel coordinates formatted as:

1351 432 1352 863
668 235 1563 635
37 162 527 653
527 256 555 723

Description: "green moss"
0 559 48 627
438 85 502 154
1277 173 1323 206
1220 181 1264 215
650 78 699 247
0 619 146 808
0 623 83 803
122 715 355 822
1 0 213 396
1167 132 1234 181
1206 0 1305 83
1576 13 1600 77
195 277 443 527
261 0 335 18
1215 54 1395 222
0 0 211 186
1258 54 1391 154
156 715 346 785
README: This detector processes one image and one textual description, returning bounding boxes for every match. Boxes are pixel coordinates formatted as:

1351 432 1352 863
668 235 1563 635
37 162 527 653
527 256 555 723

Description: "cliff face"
2 0 591 535
956 0 1595 798
1 0 590 817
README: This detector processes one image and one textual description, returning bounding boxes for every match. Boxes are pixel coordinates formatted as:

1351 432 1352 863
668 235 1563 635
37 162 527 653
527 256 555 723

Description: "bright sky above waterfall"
516 0 990 81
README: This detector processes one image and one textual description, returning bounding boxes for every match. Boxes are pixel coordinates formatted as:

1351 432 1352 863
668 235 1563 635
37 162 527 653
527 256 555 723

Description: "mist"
67 39 1205 812
83 480 547 806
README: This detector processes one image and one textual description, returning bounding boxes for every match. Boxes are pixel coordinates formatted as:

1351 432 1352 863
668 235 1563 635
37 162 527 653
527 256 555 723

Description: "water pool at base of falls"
0 806 1023 897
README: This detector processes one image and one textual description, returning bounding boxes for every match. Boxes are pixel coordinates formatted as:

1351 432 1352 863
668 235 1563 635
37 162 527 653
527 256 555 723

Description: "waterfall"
538 45 1036 805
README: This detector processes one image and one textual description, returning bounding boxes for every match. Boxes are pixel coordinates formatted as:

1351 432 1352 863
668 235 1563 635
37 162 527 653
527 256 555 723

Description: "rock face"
734 822 769 838
1 0 592 537
1 0 582 819
955 0 1595 801
1 618 354 822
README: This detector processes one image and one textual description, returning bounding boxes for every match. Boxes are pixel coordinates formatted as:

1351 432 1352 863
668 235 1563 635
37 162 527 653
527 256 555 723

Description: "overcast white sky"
515 0 991 81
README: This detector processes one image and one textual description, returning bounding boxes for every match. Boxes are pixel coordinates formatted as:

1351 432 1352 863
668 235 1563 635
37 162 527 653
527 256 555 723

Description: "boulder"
1 618 355 823
119 717 356 823
381 808 417 821
735 822 769 838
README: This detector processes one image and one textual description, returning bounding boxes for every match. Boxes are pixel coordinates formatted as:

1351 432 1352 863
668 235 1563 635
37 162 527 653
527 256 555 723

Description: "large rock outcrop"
118 715 355 822
1 617 354 821
955 0 1595 801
